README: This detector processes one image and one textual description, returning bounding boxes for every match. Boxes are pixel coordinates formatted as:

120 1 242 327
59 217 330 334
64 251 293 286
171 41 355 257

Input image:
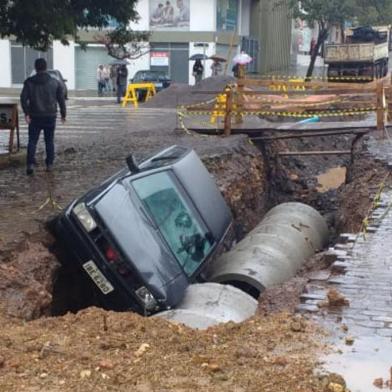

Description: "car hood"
94 183 188 301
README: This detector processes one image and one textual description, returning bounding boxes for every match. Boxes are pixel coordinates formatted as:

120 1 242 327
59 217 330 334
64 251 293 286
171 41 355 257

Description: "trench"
45 131 389 320
1 131 387 322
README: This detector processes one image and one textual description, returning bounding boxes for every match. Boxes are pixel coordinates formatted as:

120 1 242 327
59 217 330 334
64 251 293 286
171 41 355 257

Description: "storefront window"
217 0 238 32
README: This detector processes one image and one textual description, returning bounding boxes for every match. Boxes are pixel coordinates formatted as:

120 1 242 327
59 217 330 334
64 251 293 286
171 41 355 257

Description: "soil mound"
144 75 235 108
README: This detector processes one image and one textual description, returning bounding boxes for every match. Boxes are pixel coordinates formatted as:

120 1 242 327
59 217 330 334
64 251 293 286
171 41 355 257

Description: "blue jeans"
27 117 56 167
117 84 126 103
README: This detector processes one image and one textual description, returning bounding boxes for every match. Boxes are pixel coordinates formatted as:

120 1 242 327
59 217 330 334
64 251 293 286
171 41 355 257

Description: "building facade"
0 0 292 90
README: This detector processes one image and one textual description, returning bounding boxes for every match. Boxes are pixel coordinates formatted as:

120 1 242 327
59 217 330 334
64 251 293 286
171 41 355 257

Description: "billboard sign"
150 0 190 31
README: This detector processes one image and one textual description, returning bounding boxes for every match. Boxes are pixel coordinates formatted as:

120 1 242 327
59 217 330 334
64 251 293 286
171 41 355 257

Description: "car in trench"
54 146 233 315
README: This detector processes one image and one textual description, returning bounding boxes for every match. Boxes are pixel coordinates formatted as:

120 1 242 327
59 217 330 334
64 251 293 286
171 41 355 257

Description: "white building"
0 0 254 90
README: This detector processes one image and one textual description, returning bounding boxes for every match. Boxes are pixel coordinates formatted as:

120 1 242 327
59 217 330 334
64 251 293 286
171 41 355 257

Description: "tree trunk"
305 28 328 80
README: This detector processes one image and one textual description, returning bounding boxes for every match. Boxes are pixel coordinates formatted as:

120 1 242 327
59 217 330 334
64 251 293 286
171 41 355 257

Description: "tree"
353 0 392 25
0 0 147 52
288 0 356 78
95 27 150 60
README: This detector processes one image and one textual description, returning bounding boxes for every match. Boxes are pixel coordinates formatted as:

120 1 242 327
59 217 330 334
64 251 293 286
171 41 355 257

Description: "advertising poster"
150 0 190 31
217 0 238 32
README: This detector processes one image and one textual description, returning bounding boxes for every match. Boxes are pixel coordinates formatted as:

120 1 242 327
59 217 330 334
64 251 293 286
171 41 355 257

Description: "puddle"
323 335 392 391
317 166 346 192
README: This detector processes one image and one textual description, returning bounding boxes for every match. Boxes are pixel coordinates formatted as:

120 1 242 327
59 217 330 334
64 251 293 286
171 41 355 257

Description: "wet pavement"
0 98 258 251
300 178 392 390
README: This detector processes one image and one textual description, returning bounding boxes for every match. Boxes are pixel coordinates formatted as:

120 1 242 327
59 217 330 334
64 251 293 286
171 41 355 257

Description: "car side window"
132 172 213 277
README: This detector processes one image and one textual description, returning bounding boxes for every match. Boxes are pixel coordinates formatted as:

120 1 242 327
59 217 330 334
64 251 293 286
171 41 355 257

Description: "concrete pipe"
156 283 258 329
207 202 329 298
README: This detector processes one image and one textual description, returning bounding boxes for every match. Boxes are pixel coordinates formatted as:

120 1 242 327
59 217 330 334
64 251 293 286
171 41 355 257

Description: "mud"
0 80 388 391
0 307 329 392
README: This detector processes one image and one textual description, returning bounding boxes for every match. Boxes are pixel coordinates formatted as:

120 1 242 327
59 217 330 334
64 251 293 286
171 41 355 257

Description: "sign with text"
151 51 170 66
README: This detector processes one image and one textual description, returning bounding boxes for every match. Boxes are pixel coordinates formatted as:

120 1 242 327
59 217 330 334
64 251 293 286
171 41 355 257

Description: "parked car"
131 70 171 101
53 146 233 315
30 69 68 99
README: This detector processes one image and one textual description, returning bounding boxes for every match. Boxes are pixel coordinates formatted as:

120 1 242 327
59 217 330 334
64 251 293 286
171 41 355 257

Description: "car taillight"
105 245 131 277
106 246 118 263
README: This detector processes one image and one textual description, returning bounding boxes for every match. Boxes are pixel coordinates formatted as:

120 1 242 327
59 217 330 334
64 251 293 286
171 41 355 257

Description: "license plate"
82 260 114 295
155 82 163 88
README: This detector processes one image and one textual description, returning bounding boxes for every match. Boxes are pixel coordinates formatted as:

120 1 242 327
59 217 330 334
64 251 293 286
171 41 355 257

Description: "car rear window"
132 171 213 277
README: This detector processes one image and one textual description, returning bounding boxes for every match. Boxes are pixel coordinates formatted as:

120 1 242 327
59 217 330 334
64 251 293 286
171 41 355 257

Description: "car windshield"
132 171 213 277
134 71 167 81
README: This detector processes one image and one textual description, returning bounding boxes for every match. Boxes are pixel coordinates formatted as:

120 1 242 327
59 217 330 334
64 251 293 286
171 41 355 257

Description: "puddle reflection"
323 335 392 392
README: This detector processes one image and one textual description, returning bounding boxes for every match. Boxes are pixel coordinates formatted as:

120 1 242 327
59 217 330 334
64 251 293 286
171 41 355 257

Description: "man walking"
21 58 66 175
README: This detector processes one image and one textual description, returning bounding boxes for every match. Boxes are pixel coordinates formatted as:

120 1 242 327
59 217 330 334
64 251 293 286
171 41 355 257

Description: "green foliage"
0 0 141 50
288 0 357 29
354 0 392 25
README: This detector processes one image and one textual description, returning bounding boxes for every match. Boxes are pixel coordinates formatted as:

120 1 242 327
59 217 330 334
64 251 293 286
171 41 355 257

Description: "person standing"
110 65 117 93
192 59 204 85
211 60 223 77
103 65 111 94
97 64 105 96
116 64 128 104
20 58 66 175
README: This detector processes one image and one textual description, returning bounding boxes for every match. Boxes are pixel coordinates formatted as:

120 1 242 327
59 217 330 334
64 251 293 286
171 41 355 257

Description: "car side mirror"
126 154 140 173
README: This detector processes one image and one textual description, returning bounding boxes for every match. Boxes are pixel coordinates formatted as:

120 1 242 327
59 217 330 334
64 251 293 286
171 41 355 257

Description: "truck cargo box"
325 42 388 64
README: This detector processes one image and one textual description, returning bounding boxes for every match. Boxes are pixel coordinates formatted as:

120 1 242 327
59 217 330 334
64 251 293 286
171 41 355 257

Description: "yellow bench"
122 82 157 108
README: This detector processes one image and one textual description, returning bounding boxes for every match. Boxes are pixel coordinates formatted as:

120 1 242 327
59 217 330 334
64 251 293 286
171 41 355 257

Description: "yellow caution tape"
255 74 374 82
178 107 377 118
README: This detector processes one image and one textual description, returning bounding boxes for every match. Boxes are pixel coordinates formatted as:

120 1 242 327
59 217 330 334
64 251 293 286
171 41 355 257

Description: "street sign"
0 103 20 153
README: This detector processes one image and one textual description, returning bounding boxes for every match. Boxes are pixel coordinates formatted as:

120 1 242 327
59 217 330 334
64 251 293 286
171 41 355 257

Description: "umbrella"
233 52 252 65
189 53 209 61
209 55 227 62
109 59 129 66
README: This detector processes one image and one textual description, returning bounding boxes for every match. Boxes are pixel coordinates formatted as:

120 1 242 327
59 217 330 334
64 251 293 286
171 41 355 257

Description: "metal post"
376 81 386 135
224 87 233 136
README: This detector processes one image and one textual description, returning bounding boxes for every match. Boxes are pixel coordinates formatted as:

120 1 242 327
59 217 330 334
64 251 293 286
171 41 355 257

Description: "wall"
190 0 216 31
0 40 11 88
53 41 75 90
258 0 292 73
131 1 149 31
239 0 251 37
127 43 151 79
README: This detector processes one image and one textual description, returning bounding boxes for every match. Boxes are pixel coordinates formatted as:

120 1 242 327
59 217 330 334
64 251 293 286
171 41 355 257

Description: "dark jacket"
193 62 203 75
20 72 66 119
116 66 128 86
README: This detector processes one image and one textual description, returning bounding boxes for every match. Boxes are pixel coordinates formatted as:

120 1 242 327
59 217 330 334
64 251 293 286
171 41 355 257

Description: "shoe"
26 166 34 175
46 164 53 172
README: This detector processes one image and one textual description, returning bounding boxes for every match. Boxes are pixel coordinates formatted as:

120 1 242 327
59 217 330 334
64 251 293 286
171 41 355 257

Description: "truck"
325 26 390 81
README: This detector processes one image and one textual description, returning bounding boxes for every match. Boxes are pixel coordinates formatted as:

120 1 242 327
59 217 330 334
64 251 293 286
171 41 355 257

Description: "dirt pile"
144 76 235 108
0 307 328 392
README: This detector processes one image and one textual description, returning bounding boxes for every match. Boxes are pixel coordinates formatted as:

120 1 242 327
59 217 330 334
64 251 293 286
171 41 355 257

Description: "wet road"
302 186 392 391
0 99 249 250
